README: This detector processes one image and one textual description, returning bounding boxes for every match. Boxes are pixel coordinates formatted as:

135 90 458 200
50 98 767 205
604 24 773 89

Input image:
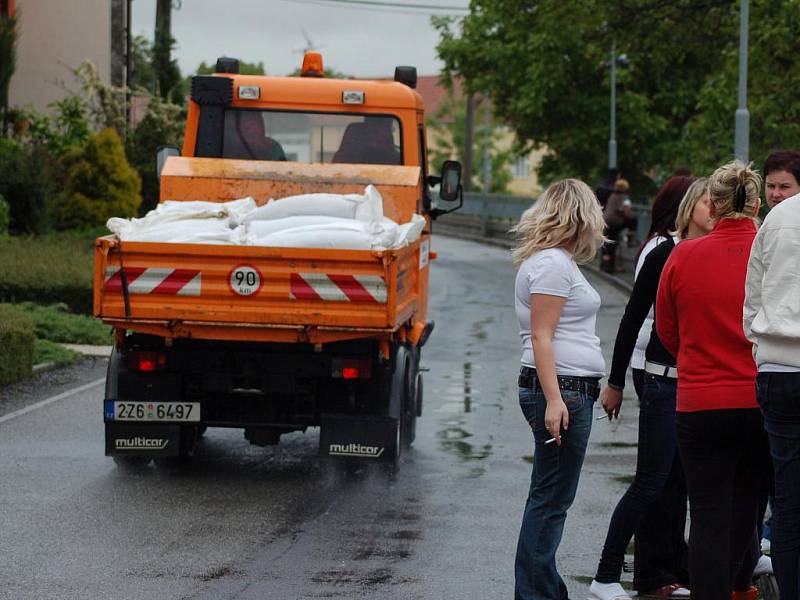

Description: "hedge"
0 303 35 386
0 231 96 314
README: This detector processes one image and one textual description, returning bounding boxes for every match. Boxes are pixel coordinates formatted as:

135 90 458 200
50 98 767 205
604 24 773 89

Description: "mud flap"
105 423 181 457
319 415 399 463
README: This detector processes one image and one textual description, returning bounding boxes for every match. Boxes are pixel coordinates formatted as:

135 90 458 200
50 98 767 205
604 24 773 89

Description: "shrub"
0 138 59 234
0 303 34 386
0 193 9 236
54 128 142 230
18 302 112 344
0 231 96 314
126 95 185 215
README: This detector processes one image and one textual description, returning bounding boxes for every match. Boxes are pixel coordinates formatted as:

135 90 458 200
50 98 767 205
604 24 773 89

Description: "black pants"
631 368 689 591
677 409 771 600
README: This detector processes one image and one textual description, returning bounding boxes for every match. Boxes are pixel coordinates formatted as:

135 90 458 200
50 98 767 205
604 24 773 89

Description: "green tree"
428 90 513 193
126 95 186 215
55 128 142 229
196 59 267 76
434 1 800 192
153 0 183 103
131 34 158 94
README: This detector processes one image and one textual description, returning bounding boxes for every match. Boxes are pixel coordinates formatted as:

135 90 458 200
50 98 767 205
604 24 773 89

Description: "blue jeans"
757 372 800 600
594 374 683 586
515 385 595 600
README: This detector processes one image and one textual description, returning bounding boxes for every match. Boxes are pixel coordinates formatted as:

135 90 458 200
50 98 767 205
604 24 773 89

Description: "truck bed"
93 236 426 344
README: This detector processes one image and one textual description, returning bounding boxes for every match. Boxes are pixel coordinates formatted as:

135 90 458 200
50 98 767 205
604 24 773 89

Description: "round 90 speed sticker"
228 265 262 297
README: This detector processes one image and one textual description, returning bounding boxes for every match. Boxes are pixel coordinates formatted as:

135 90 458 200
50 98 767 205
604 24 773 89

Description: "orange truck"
95 54 462 468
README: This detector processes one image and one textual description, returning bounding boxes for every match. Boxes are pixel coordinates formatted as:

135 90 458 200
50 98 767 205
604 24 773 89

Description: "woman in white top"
512 179 606 600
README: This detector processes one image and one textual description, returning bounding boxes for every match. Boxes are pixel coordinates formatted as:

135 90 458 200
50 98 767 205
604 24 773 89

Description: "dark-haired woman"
657 161 771 600
588 177 709 600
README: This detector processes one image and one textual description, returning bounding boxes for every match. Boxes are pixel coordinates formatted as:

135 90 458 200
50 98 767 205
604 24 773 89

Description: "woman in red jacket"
656 161 770 600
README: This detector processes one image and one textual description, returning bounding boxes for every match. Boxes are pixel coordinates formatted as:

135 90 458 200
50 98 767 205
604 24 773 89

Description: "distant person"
601 178 632 273
227 110 287 161
745 172 800 600
587 176 706 600
763 150 800 209
596 168 619 209
511 179 606 600
656 161 770 600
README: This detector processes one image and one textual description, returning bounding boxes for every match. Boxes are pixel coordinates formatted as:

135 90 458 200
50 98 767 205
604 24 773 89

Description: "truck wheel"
113 456 151 471
400 345 418 448
415 372 423 418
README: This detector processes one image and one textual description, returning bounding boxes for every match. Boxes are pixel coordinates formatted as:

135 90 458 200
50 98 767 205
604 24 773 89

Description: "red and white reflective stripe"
290 273 386 303
104 267 201 296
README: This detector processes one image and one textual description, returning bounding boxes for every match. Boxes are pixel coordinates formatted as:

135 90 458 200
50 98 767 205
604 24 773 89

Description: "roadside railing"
435 191 652 289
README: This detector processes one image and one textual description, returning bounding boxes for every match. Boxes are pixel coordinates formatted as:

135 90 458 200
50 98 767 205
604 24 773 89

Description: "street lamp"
608 42 630 172
735 0 749 162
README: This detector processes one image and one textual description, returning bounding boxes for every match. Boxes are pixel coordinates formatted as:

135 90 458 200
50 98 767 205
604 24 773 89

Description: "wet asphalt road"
0 235 641 600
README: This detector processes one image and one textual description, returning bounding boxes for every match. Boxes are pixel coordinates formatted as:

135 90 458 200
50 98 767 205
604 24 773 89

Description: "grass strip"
33 339 82 367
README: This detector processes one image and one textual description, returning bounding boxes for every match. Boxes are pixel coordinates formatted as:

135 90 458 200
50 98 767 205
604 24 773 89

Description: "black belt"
518 366 600 399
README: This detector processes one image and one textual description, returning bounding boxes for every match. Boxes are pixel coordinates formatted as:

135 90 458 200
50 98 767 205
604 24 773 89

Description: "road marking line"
0 378 105 425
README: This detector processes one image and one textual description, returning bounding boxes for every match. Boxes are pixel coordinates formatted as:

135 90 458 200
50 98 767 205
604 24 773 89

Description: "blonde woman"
512 179 606 600
656 161 770 600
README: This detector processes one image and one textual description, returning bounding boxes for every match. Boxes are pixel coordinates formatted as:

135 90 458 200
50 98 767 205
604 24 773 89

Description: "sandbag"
242 185 383 223
254 228 376 250
112 218 233 243
246 216 354 238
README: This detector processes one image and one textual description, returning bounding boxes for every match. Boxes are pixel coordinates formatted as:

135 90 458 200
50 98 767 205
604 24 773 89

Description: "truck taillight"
332 359 371 379
126 351 168 372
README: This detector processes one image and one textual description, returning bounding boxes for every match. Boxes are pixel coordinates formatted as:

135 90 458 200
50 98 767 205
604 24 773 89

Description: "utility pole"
126 0 132 128
481 93 491 235
608 42 617 171
734 0 749 162
154 0 173 99
463 92 474 192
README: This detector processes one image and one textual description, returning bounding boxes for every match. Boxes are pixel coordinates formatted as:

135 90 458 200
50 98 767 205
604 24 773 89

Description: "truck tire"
399 344 418 448
415 371 423 418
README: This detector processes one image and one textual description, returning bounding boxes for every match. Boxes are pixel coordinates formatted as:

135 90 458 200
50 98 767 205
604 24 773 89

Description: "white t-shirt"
631 235 670 369
515 248 606 377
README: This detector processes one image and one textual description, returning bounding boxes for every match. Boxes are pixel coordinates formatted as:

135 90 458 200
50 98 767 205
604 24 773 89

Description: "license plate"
112 402 200 422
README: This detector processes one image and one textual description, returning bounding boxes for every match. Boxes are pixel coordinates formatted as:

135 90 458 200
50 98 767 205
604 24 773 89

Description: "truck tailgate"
94 236 426 343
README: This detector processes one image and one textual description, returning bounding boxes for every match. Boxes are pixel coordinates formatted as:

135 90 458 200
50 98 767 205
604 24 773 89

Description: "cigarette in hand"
545 437 557 445
596 414 609 420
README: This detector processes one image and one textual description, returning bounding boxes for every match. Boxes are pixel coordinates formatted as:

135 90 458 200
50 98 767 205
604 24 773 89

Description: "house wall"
9 0 111 113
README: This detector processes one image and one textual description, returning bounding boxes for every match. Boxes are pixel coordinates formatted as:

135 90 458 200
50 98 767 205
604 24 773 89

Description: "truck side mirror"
156 146 181 181
439 160 462 202
428 160 463 219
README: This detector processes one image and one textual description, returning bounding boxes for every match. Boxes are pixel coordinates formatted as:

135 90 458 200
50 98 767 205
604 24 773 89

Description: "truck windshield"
222 110 402 166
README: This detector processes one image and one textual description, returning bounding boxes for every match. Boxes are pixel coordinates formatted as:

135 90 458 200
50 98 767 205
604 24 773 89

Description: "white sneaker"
753 554 773 577
761 537 771 555
588 580 632 600
671 587 690 598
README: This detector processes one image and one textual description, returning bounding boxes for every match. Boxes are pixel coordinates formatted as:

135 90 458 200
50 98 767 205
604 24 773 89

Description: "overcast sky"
130 0 468 78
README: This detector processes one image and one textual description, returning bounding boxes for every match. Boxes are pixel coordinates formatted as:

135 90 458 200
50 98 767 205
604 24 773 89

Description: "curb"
62 344 113 357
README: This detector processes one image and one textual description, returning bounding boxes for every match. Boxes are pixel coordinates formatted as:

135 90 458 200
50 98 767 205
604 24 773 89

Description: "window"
222 110 402 166
513 155 530 179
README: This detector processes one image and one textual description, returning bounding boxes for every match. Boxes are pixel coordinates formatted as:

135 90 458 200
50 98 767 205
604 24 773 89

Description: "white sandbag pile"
106 185 425 250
